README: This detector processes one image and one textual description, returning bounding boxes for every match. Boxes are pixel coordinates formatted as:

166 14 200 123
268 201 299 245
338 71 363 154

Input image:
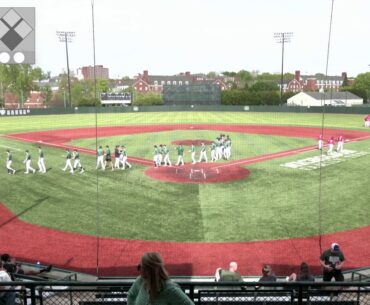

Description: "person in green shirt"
6 149 16 175
96 145 105 170
73 149 84 173
62 148 74 174
198 143 208 163
162 144 172 166
153 145 161 167
105 145 113 171
23 150 36 174
189 144 196 164
176 145 184 166
37 146 46 173
127 252 194 305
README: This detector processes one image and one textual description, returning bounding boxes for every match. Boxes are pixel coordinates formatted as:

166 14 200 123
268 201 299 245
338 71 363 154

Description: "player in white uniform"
198 143 208 163
336 135 344 153
318 134 324 150
62 149 74 174
96 145 105 170
6 149 16 174
73 149 84 173
190 144 196 164
121 145 132 169
163 145 172 166
327 137 335 155
23 150 36 174
37 146 46 173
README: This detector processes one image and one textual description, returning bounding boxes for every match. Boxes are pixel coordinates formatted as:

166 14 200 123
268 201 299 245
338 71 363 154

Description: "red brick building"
77 65 109 80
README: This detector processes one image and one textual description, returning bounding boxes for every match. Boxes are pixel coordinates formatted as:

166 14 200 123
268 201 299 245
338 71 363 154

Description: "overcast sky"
3 0 370 78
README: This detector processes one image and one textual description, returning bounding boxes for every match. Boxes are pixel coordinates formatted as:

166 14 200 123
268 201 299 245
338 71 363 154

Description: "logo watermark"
0 7 35 64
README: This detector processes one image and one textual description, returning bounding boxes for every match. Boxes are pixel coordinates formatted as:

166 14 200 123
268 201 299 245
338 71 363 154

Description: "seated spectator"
215 261 243 282
288 262 315 282
0 260 15 305
127 252 194 305
258 264 277 282
1 254 52 279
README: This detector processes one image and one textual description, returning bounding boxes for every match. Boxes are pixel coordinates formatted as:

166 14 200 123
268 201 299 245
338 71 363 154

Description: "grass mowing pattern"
1 112 370 242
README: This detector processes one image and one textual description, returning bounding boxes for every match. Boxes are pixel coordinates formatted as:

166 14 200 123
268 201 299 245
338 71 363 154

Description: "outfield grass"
0 111 368 134
1 112 370 243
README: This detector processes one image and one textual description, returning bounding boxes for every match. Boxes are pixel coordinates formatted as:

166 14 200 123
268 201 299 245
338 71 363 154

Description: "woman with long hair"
127 252 194 305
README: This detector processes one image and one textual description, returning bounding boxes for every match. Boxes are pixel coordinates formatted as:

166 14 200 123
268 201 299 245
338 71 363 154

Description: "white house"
287 92 363 107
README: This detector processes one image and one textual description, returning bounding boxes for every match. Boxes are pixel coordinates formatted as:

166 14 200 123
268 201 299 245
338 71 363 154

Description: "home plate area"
145 163 251 184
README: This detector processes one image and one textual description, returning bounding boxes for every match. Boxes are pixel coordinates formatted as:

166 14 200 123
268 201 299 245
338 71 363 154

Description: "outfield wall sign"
0 7 35 64
0 109 31 116
281 149 369 170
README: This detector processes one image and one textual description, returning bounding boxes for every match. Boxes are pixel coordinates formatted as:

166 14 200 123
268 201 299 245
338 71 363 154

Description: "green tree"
353 72 370 103
249 81 279 92
133 91 163 105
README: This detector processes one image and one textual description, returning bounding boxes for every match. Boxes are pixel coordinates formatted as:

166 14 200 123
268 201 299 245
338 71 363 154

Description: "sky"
2 0 370 78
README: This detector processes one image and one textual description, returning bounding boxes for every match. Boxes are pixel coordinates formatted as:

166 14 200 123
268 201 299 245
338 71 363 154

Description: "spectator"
320 243 345 282
258 264 277 282
1 254 52 279
215 261 243 282
288 262 315 282
0 260 15 305
127 252 194 305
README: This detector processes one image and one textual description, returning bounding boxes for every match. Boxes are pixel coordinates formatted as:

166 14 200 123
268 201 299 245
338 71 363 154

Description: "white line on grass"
0 144 21 151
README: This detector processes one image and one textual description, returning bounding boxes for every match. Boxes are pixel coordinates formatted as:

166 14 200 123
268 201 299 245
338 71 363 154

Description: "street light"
274 32 293 103
56 31 75 107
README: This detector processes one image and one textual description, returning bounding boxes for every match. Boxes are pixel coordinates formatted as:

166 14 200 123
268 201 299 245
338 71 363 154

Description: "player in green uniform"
62 148 74 174
198 143 208 163
153 145 161 167
189 144 196 164
210 142 216 162
73 149 84 173
96 145 105 170
105 145 114 171
176 145 184 166
163 144 172 166
6 149 16 174
37 146 46 173
23 150 36 174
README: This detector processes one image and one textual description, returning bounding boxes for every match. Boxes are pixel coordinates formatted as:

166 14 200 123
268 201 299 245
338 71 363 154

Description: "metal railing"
1 281 370 305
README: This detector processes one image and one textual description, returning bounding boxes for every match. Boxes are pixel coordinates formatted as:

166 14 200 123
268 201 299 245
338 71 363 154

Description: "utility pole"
56 31 75 107
274 32 293 103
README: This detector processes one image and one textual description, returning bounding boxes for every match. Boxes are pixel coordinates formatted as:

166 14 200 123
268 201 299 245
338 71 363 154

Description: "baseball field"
1 111 370 276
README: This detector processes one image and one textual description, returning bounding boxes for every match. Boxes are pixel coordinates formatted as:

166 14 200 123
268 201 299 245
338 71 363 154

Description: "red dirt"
1 203 370 276
3 124 370 276
172 139 213 146
146 163 251 184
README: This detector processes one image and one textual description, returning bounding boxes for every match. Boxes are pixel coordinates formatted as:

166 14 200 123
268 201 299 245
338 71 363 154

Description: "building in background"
77 65 109 80
287 91 362 107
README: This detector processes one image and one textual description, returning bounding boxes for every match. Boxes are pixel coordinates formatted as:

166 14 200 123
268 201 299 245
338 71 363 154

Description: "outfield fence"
1 104 370 116
1 281 370 305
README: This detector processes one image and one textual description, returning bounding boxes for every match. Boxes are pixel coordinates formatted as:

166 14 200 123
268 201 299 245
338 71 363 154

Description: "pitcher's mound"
146 163 250 184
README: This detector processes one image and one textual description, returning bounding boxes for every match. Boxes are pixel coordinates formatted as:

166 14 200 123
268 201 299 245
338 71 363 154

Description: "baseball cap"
262 264 272 273
331 243 340 252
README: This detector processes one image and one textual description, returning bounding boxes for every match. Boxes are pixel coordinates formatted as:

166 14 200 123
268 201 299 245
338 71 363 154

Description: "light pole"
56 31 75 107
274 32 293 103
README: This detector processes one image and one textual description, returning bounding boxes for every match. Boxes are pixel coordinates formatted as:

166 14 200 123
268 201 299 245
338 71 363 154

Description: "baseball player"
336 135 344 153
198 143 208 163
327 137 335 155
121 145 132 169
23 150 36 174
114 145 120 169
73 149 84 173
364 115 370 127
224 136 232 160
210 142 216 162
96 145 105 170
153 145 161 167
176 144 184 166
163 144 172 166
37 146 46 173
105 145 114 171
62 148 74 174
318 134 324 150
6 149 16 174
190 144 196 164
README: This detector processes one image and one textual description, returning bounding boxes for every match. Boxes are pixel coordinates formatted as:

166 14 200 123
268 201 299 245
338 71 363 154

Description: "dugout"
163 83 221 105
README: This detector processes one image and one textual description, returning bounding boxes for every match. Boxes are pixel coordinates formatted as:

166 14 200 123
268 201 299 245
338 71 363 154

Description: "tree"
249 81 279 92
207 71 218 79
133 91 163 105
353 72 370 103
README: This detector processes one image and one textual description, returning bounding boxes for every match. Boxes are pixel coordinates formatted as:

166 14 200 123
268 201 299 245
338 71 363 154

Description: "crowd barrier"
1 104 370 116
1 280 369 305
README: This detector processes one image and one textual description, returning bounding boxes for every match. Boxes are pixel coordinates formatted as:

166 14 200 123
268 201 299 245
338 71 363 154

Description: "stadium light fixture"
56 31 75 107
274 32 293 103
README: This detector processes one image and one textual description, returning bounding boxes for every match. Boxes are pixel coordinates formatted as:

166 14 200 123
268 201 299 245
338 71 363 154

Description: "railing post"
30 284 37 305
297 284 303 305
